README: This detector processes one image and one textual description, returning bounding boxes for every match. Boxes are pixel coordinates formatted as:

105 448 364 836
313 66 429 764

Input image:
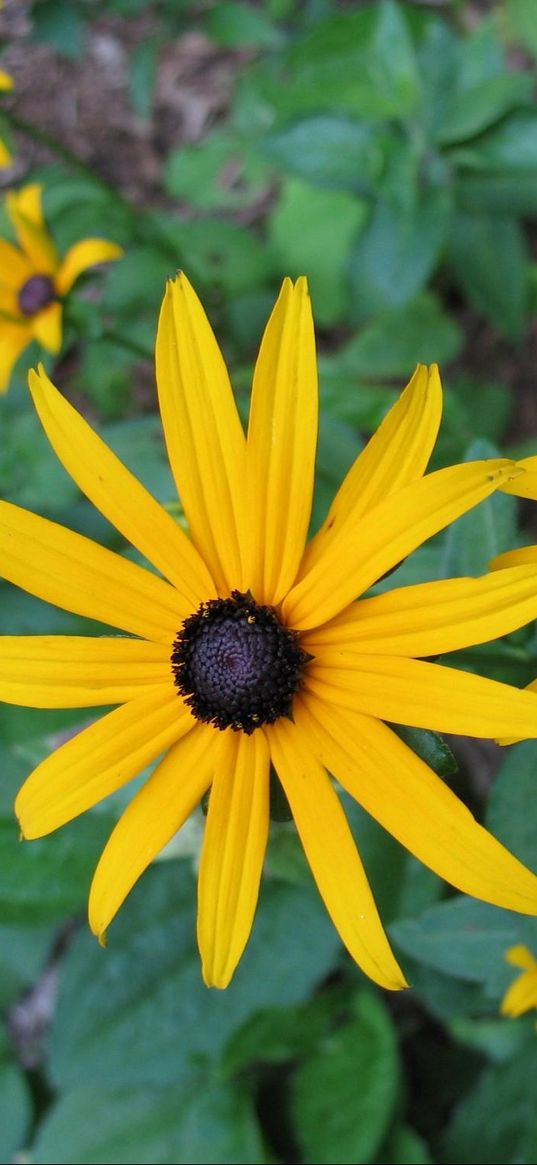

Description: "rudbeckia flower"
0 183 123 394
501 945 537 1020
0 68 13 168
5 274 537 991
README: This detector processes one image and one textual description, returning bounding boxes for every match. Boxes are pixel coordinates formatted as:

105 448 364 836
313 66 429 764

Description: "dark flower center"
171 590 309 734
18 274 56 317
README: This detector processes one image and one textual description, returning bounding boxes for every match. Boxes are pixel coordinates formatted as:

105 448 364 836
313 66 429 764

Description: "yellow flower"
489 537 537 744
4 274 537 990
0 68 13 169
0 183 123 394
501 945 537 1019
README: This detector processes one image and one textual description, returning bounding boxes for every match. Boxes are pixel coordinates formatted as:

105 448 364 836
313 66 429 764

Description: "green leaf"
0 923 54 1009
48 862 340 1092
129 38 160 121
39 170 131 252
455 171 537 217
0 584 95 640
100 417 175 505
506 0 537 59
0 809 116 924
341 795 407 926
442 381 513 460
436 73 532 147
269 178 366 325
391 727 458 778
263 117 382 193
273 2 419 121
442 1041 537 1164
0 412 79 514
487 742 537 874
325 293 462 383
391 897 537 994
440 439 518 577
454 111 537 176
376 1124 433 1164
222 987 350 1076
348 186 451 319
311 413 361 531
167 217 274 294
413 16 459 142
0 1033 32 1165
205 1 282 48
291 990 400 1164
401 955 494 1023
164 131 270 211
32 1079 264 1165
448 212 529 338
453 111 537 215
30 0 86 58
450 1015 531 1064
102 246 172 315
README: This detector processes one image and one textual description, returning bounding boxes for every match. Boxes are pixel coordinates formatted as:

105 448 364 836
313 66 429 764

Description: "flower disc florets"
18 274 56 317
171 590 309 734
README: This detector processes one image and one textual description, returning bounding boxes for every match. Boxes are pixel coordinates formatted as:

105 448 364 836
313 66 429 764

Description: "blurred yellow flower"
0 68 13 168
501 945 537 1019
0 183 123 393
4 275 537 989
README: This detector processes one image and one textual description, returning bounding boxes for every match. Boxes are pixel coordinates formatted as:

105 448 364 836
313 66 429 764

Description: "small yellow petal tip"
98 930 108 949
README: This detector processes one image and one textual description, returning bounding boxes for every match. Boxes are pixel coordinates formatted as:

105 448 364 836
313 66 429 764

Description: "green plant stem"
9 113 178 261
102 330 154 362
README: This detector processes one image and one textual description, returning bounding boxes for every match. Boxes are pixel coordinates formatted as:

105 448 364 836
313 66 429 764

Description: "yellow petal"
156 274 247 594
284 459 524 630
298 694 537 914
505 944 537 972
307 655 537 740
29 365 215 612
16 684 192 837
0 321 31 393
8 184 44 228
0 500 186 643
501 971 537 1017
0 240 32 289
501 455 537 502
303 566 537 658
0 135 12 167
497 677 537 746
267 714 407 991
6 185 59 274
0 70 14 91
89 721 216 942
31 300 62 353
56 238 124 296
198 729 270 988
491 545 537 571
0 635 171 707
0 285 19 315
246 277 317 604
303 363 442 575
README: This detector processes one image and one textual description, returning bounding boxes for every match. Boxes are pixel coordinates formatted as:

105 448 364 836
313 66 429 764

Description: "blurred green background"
2 1 537 1161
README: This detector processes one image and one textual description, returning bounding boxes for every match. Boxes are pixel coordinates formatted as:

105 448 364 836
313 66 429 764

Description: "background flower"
0 183 122 393
0 67 13 167
501 944 537 1020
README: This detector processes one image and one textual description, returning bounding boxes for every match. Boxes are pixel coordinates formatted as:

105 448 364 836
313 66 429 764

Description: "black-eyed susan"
5 274 537 990
501 945 537 1021
0 183 122 393
0 68 13 168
